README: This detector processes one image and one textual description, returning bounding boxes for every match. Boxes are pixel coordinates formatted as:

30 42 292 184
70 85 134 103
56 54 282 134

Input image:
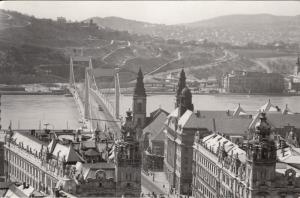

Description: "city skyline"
1 1 300 25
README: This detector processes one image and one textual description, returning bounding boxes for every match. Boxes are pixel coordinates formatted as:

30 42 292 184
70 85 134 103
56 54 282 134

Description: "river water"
117 94 300 118
1 94 300 130
1 95 81 130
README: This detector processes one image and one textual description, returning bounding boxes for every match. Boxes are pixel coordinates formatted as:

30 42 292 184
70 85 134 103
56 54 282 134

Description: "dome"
181 86 191 97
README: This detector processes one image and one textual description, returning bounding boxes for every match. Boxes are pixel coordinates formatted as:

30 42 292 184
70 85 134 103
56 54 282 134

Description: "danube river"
1 94 300 130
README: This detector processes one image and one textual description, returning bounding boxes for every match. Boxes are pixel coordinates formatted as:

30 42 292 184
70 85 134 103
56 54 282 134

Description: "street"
142 173 166 195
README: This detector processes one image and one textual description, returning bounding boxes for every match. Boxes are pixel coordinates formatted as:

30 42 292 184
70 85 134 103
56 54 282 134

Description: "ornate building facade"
3 113 141 197
192 113 300 198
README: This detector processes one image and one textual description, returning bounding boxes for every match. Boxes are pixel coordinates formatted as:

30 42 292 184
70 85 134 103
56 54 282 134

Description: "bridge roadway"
76 83 121 138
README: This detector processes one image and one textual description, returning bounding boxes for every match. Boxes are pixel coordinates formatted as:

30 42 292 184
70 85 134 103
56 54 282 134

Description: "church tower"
115 110 141 197
245 113 277 197
175 69 186 108
132 68 147 131
294 55 300 76
179 86 194 117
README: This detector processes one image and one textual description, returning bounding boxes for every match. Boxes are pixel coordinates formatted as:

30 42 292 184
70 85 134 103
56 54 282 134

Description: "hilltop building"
3 110 141 197
56 17 67 24
192 113 300 198
223 70 284 93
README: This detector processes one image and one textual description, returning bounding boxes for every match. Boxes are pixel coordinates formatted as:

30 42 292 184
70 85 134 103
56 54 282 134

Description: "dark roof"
214 118 252 135
249 113 300 129
194 110 235 119
149 108 169 120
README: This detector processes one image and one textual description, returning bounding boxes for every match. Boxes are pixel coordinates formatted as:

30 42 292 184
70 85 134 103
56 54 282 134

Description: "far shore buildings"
223 70 284 93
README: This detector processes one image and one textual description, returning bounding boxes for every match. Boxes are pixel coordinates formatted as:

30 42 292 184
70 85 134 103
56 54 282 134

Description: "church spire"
175 69 186 108
134 68 146 97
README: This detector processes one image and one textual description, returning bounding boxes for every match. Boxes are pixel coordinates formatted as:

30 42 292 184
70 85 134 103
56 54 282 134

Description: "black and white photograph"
0 1 300 197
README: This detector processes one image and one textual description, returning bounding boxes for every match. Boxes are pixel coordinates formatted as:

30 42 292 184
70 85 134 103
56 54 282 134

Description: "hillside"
88 14 300 45
0 10 137 84
185 14 300 28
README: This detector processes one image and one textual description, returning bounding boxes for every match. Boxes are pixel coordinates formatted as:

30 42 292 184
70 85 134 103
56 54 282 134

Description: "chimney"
196 110 201 118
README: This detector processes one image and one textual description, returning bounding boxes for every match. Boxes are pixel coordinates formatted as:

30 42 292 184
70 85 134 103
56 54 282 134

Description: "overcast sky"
1 1 300 25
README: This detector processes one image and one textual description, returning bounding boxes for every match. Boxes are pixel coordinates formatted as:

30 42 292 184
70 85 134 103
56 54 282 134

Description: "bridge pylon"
114 68 120 119
84 67 91 120
69 57 75 87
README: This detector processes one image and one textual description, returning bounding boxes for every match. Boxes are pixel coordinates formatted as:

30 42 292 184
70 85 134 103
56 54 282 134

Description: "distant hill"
184 14 300 28
85 16 170 36
0 10 137 84
87 14 300 45
85 17 154 32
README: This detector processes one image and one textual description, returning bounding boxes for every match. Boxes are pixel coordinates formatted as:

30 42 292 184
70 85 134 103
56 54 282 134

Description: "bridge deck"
76 84 121 138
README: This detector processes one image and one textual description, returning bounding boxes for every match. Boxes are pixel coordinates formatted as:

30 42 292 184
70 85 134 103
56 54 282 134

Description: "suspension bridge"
68 55 122 137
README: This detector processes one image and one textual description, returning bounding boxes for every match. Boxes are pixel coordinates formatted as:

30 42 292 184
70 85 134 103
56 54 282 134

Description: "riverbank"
122 91 300 97
0 91 65 95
